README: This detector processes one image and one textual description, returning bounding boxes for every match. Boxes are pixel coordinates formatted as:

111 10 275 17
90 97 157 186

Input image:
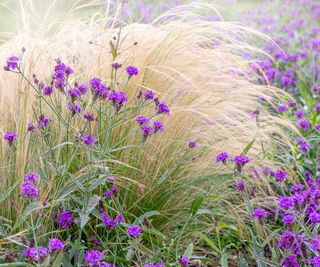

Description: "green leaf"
0 181 19 205
88 174 109 192
198 232 220 255
241 139 255 155
239 253 249 267
80 194 100 228
183 243 193 258
190 195 204 217
220 253 228 267
52 251 64 267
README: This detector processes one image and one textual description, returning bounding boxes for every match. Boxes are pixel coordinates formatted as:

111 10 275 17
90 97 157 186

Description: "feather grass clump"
0 1 294 247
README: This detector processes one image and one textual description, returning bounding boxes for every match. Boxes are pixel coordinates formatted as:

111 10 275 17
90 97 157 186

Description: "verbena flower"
38 115 51 129
277 104 288 113
215 152 229 163
84 112 95 122
188 140 197 149
236 180 245 191
316 124 320 131
153 121 164 133
294 109 304 119
27 122 36 132
282 255 299 267
157 102 170 115
296 119 309 131
140 125 153 140
99 262 115 267
126 65 138 76
115 213 124 223
253 208 267 220
22 247 48 261
101 213 116 228
67 89 81 100
143 90 154 100
53 59 73 90
24 173 39 183
283 215 294 225
299 143 310 154
90 78 109 100
290 184 304 193
58 210 73 228
84 250 102 265
295 137 306 144
67 102 81 115
82 134 95 146
136 116 149 125
4 56 19 71
21 181 38 199
274 170 287 182
112 62 122 69
43 86 54 96
48 238 64 252
3 132 17 145
233 155 250 166
77 84 88 95
108 91 128 111
279 197 295 210
127 225 142 237
179 256 189 267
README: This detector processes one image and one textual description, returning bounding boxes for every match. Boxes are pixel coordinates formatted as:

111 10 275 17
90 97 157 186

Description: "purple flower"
296 120 309 131
283 215 294 225
101 213 116 228
43 86 54 96
126 65 138 76
108 91 128 111
112 62 122 69
277 104 288 113
82 134 95 146
21 182 38 199
299 143 310 154
53 59 73 89
84 250 102 265
233 155 250 166
24 173 39 183
90 78 109 100
99 262 115 267
215 152 229 163
67 102 81 115
157 102 170 115
4 56 19 71
105 190 112 199
153 121 164 133
188 140 197 149
274 170 287 182
253 208 267 220
127 225 142 237
282 255 299 267
3 132 17 145
108 176 116 183
179 256 189 267
290 184 304 193
48 238 64 251
67 89 81 100
309 212 320 223
22 247 48 261
58 210 73 228
143 90 154 100
295 137 306 144
308 256 320 266
27 123 36 132
115 213 124 223
38 115 51 129
316 124 320 131
294 109 304 119
140 125 153 140
84 112 95 122
236 180 245 191
77 84 88 95
279 197 295 210
136 116 149 125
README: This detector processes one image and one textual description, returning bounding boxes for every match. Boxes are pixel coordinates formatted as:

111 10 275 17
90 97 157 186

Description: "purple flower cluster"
3 131 17 146
135 115 165 141
53 58 73 90
58 210 73 228
20 172 39 199
127 225 142 237
4 56 19 71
